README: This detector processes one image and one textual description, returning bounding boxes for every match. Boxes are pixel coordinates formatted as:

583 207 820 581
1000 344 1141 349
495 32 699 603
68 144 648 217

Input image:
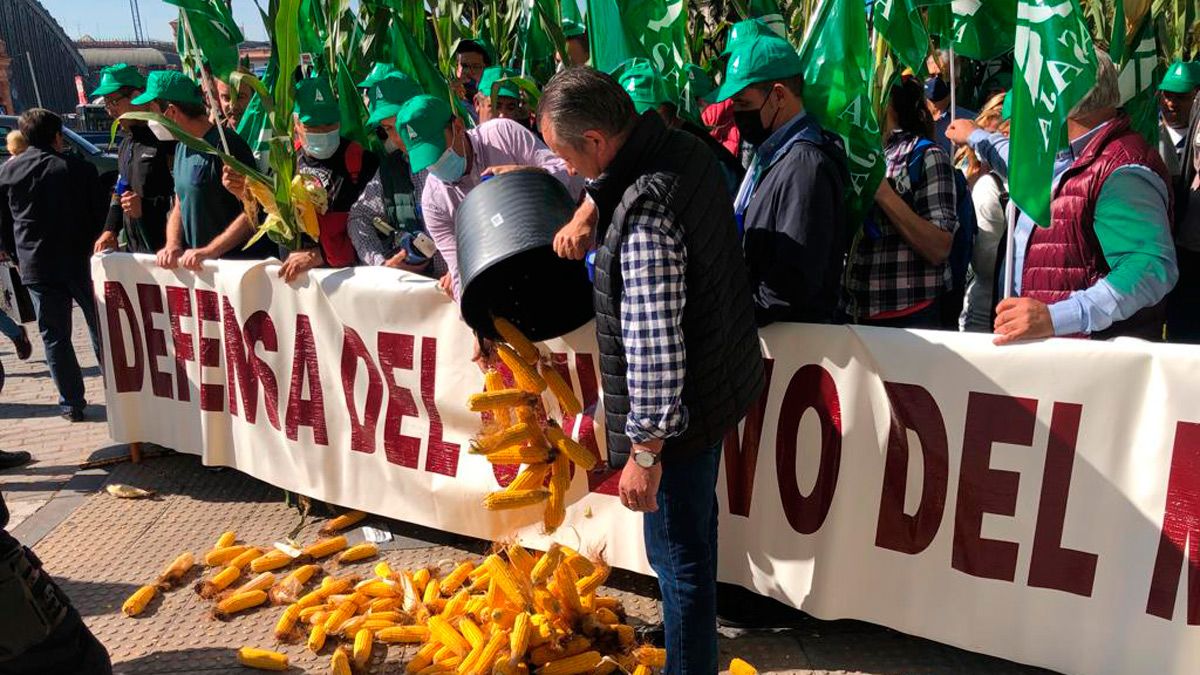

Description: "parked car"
0 115 119 192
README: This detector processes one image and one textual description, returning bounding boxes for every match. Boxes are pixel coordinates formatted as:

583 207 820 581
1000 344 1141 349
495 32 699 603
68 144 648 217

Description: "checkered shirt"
845 132 958 319
619 197 690 444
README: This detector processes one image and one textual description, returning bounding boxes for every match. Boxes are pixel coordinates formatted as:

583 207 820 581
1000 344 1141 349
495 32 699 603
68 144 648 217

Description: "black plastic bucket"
455 172 594 341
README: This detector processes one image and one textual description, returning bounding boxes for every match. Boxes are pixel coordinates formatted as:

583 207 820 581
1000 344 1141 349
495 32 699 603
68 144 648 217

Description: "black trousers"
0 607 112 675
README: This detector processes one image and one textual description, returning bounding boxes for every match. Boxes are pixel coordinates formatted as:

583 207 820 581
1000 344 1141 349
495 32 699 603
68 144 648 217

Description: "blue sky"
41 0 270 43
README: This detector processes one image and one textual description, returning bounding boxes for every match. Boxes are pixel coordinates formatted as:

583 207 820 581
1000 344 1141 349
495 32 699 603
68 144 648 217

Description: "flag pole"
1003 199 1016 299
948 45 956 122
180 12 232 155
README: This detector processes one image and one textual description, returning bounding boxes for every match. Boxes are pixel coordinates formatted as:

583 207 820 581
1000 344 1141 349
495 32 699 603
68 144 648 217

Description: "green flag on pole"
515 0 561 85
1110 0 1161 146
164 0 244 80
1009 0 1097 228
872 0 932 77
927 0 1017 62
747 0 787 38
561 0 584 28
799 0 885 224
587 0 689 84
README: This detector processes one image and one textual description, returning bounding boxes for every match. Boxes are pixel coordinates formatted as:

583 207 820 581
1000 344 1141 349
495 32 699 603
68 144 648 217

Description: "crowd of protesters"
1 15 1199 675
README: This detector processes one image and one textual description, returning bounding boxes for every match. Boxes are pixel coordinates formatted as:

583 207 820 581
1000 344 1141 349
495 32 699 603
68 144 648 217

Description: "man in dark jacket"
539 68 764 675
716 36 850 326
1168 72 1200 342
91 64 175 255
0 109 106 422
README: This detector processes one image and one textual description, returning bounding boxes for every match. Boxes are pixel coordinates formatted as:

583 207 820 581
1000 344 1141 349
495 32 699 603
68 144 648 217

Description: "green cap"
91 63 146 97
132 70 204 107
366 73 424 127
294 77 340 126
613 58 670 115
681 64 715 103
394 95 453 173
478 66 521 101
1160 60 1200 94
358 62 401 88
722 19 777 56
562 18 587 38
712 35 803 103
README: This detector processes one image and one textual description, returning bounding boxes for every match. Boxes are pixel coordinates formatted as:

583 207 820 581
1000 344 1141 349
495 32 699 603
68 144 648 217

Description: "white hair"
1069 50 1120 119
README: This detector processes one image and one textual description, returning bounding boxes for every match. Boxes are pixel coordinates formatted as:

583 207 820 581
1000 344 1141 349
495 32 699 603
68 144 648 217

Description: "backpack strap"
344 142 364 183
905 137 937 192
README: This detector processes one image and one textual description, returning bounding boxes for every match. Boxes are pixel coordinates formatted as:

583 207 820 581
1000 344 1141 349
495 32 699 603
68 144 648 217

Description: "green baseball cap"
562 18 587 38
394 95 453 173
294 77 340 126
358 62 401 88
131 70 204 107
366 73 424 127
613 58 670 115
478 66 521 101
1160 60 1200 94
722 18 776 56
91 63 146 97
681 64 715 103
712 35 803 103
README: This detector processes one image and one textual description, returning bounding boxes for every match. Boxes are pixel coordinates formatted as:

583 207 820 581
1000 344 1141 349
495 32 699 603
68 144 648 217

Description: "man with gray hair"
538 67 763 674
946 50 1176 342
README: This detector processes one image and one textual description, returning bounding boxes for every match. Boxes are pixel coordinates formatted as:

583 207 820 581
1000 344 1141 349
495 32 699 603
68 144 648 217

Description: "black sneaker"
0 450 32 470
61 407 86 423
12 328 31 361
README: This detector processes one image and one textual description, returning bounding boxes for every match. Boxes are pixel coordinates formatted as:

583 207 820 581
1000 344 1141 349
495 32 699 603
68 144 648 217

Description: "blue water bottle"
114 175 130 195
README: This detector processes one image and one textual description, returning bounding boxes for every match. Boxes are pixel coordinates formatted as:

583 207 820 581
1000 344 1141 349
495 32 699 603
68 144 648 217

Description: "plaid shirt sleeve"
619 197 689 444
912 147 959 233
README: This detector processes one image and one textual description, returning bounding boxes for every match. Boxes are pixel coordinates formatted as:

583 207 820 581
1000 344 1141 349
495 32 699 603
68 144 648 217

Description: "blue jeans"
0 309 20 341
644 441 721 675
25 277 100 412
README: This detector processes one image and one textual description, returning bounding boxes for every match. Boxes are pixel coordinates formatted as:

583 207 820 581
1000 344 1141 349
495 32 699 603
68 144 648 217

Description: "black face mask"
733 97 780 148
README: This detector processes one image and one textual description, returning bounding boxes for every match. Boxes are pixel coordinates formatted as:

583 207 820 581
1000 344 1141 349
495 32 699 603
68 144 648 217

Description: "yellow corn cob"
122 584 157 616
250 550 293 573
472 423 543 456
358 580 399 597
426 614 471 656
575 559 609 598
377 625 431 643
467 389 535 412
544 455 570 533
198 565 241 598
353 629 373 669
412 567 432 594
407 643 440 674
493 317 540 364
330 647 352 675
423 576 441 604
552 564 584 616
485 446 551 466
441 588 471 618
434 646 456 663
509 612 532 665
369 597 402 612
506 544 537 577
490 607 518 629
284 564 320 587
466 629 508 675
467 570 491 593
635 647 667 668
560 635 590 658
307 622 328 653
324 598 358 633
237 647 289 671
441 561 475 593
534 588 562 617
338 543 379 563
594 607 620 625
464 594 487 619
204 544 250 567
631 666 651 675
217 589 267 616
307 610 331 627
537 651 601 675
366 609 403 621
591 595 621 611
373 561 393 579
540 364 582 417
360 618 396 631
530 544 563 587
484 554 534 611
302 535 348 560
729 658 758 675
298 604 328 622
544 425 596 471
529 644 563 667
155 551 194 589
496 343 547 394
459 615 485 649
561 548 595 577
483 489 550 510
273 603 301 639
530 614 554 645
215 531 237 548
483 369 513 428
614 623 635 647
339 615 368 637
228 547 264 570
321 510 367 534
233 572 277 596
507 464 552 492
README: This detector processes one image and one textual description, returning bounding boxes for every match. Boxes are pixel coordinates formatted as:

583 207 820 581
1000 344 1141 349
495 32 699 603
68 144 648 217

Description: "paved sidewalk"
0 309 1057 674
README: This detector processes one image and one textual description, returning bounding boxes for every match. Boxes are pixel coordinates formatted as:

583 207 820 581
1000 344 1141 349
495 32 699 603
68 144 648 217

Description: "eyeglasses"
103 94 129 108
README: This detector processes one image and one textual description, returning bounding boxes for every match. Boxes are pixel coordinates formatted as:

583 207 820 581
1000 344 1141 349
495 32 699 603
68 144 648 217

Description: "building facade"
0 39 13 115
0 0 89 113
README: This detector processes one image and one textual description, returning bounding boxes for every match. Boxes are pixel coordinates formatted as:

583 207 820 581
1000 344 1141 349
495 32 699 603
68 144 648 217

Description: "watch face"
635 451 655 468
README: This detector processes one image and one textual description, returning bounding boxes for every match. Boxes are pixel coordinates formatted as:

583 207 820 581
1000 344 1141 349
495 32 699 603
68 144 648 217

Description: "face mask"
148 120 176 142
428 135 467 182
734 96 780 148
303 129 341 160
383 136 400 154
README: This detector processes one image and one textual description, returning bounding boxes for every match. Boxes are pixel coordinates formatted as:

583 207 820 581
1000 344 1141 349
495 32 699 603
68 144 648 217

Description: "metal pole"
180 13 232 154
1003 199 1016 299
948 46 956 123
26 53 43 108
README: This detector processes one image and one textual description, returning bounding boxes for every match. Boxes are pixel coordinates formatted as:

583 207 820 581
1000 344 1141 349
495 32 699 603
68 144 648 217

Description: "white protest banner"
93 253 1200 675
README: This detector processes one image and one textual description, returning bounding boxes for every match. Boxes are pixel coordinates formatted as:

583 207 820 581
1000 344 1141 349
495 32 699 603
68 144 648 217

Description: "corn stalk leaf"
117 112 270 185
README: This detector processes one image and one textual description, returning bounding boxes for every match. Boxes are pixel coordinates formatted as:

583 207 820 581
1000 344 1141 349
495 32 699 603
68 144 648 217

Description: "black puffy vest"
587 112 764 468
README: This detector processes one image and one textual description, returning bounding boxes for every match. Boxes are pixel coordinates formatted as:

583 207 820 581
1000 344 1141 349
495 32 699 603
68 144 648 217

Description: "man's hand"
221 165 247 196
993 297 1055 345
619 445 663 513
120 192 143 219
156 245 183 269
180 247 213 271
472 335 495 371
553 200 597 260
279 248 324 283
945 119 980 147
94 231 119 254
383 249 431 274
482 165 548 178
438 272 454 298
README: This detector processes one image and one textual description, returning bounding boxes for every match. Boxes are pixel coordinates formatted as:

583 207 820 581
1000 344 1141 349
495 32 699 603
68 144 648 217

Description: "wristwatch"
632 449 660 469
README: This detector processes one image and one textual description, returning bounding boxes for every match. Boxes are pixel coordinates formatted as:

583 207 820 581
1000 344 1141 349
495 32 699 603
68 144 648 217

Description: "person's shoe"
11 328 31 361
61 407 86 423
0 450 32 470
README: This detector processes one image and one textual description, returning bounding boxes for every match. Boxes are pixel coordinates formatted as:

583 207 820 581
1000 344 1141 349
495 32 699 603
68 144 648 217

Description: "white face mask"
148 120 175 142
303 128 341 160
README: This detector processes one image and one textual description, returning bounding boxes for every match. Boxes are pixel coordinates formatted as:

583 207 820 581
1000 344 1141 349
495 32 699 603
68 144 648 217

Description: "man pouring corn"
537 67 765 675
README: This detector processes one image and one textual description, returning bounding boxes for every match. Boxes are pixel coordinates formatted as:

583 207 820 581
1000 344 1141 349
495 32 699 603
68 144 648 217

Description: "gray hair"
538 67 636 147
1069 50 1120 119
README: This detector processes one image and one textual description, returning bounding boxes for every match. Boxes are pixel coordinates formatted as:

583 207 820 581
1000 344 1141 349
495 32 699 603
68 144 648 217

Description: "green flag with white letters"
587 0 689 84
872 0 933 77
165 0 244 80
927 0 1017 62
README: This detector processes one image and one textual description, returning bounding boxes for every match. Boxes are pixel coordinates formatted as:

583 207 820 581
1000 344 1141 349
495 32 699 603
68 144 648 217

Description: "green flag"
165 0 244 80
799 0 885 224
1110 1 1161 145
927 0 1017 61
872 0 932 77
561 0 584 27
1009 0 1097 228
515 0 561 85
587 0 689 84
747 0 786 38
